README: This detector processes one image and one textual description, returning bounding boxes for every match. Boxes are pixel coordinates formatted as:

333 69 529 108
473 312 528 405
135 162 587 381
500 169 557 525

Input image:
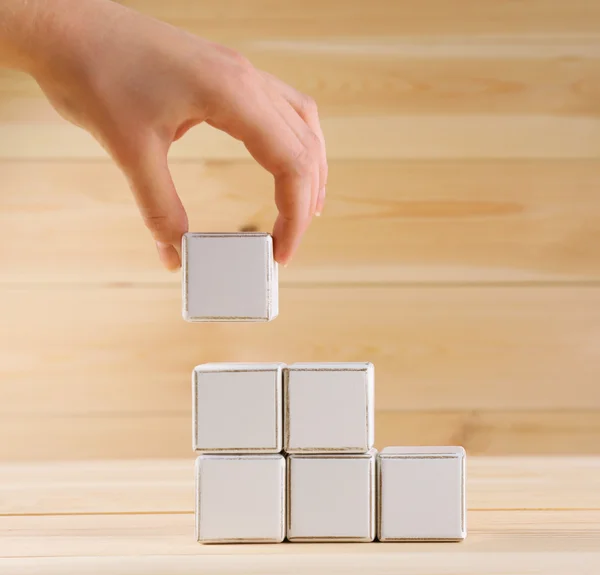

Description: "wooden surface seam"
1 458 599 574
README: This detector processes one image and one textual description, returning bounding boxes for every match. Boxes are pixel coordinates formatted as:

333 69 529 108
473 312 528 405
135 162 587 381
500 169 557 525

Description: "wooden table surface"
1 457 599 574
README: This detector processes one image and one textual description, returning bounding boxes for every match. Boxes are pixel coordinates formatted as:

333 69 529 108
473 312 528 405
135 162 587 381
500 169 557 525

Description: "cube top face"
196 454 285 544
291 362 372 371
182 232 278 322
193 363 283 453
284 363 374 454
381 446 466 458
287 451 376 542
377 447 466 541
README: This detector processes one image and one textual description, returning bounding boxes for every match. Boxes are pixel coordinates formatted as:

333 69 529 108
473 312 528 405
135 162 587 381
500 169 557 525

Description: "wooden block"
193 363 283 453
284 363 374 454
182 232 278 322
377 446 466 542
195 454 285 544
287 451 376 542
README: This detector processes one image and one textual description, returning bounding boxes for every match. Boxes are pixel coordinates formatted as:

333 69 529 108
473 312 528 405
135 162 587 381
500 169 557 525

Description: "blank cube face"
287 452 376 542
193 364 283 453
285 363 374 453
196 455 286 543
378 447 466 541
182 233 278 322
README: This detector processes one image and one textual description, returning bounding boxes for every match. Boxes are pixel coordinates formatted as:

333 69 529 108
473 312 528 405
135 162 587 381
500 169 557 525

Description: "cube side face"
377 451 466 541
268 253 279 321
196 455 286 544
287 453 376 542
284 364 374 454
182 233 277 322
193 364 283 453
365 364 375 449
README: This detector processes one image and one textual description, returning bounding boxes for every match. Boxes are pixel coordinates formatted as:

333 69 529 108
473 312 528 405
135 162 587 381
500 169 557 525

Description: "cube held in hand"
182 232 278 322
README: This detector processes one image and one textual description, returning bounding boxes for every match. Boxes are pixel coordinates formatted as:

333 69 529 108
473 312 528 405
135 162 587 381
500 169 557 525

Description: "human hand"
21 0 327 270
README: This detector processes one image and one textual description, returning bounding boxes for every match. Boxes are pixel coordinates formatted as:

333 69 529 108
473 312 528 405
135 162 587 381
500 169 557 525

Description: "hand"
20 0 328 270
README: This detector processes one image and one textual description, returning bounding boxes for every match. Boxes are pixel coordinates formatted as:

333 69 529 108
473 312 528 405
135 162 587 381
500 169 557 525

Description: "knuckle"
142 212 180 242
213 42 251 66
288 141 318 176
230 64 258 96
209 48 257 98
233 51 253 70
221 44 251 67
143 212 171 235
141 206 188 243
229 52 256 82
305 132 322 157
299 94 318 117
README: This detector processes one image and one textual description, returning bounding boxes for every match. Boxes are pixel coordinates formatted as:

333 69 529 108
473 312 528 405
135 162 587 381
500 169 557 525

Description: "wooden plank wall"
0 0 599 459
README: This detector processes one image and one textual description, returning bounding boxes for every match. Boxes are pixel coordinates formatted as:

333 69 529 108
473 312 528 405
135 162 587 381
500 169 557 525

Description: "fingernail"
156 241 181 272
315 211 321 217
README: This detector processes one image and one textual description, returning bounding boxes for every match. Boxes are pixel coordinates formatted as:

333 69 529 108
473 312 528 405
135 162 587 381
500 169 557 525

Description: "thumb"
120 137 188 271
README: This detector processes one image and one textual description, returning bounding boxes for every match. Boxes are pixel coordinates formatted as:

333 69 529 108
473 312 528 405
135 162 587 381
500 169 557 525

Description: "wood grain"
1 286 599 417
3 53 600 118
120 1 600 36
1 549 597 575
0 413 192 461
2 457 598 515
4 3 598 160
0 460 600 516
2 115 599 160
376 411 600 456
1 458 599 574
1 0 599 462
1 411 599 461
250 52 600 118
1 511 599 555
2 159 600 284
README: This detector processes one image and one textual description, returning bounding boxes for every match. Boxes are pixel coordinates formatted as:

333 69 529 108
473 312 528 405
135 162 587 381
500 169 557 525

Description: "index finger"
207 87 320 264
260 71 328 216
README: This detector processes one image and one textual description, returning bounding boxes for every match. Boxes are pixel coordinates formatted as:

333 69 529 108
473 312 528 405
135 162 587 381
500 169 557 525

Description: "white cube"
195 454 286 543
193 363 283 454
287 451 376 542
284 363 374 454
182 232 278 322
377 446 466 541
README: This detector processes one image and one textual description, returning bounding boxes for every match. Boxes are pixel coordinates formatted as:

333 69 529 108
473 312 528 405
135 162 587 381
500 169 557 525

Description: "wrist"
0 0 41 71
16 0 90 79
2 0 119 81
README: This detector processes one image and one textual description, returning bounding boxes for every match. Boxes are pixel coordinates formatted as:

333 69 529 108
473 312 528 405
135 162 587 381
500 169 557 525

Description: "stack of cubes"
193 363 466 544
184 232 466 544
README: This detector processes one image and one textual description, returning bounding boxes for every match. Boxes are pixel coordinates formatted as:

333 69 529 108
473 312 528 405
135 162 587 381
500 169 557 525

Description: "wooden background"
1 0 599 460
